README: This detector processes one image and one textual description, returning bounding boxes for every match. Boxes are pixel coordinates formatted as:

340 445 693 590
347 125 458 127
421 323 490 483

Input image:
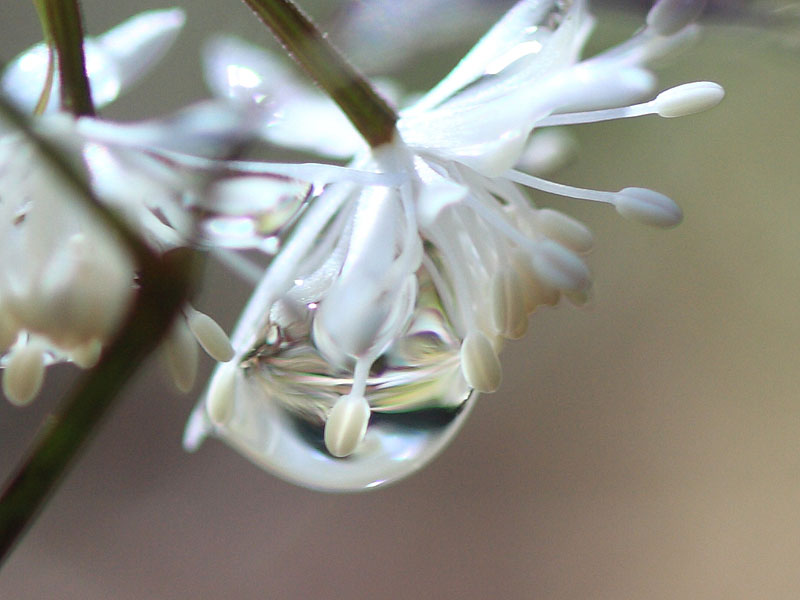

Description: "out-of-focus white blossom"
182 0 721 490
0 9 235 405
1 8 186 115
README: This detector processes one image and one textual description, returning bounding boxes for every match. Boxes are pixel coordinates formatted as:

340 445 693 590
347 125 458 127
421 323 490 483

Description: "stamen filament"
504 169 616 205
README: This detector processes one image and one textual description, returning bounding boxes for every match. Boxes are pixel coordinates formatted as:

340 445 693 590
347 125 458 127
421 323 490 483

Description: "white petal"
411 0 593 112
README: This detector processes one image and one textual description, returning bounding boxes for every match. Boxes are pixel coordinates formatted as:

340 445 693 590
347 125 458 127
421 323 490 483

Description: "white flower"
0 9 236 405
178 0 722 490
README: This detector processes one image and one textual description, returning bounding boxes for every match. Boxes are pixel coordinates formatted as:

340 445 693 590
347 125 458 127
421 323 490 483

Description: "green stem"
241 0 397 147
0 96 191 565
37 0 95 116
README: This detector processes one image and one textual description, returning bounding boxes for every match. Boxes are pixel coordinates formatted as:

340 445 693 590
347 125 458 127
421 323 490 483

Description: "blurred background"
2 1 800 598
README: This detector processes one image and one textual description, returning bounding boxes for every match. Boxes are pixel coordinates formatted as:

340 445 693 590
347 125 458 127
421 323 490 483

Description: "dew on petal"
199 264 476 491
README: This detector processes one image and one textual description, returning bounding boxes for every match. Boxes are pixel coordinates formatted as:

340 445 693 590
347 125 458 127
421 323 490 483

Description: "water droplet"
198 176 311 249
206 265 475 491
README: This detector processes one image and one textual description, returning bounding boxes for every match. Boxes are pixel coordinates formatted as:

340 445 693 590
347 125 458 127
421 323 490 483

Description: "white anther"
162 316 198 393
647 0 707 36
186 306 235 362
324 393 371 458
536 209 594 254
654 81 724 118
510 250 560 313
460 330 502 393
3 341 45 406
614 187 683 228
491 269 528 340
205 361 238 425
530 240 591 292
70 339 103 369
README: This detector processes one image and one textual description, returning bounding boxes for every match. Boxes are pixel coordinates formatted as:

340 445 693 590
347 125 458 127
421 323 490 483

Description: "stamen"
509 249 560 313
652 82 725 118
537 82 724 126
647 0 708 36
490 268 528 340
205 361 237 425
535 209 593 254
460 330 502 393
324 392 371 458
162 316 199 393
185 305 235 362
2 339 46 406
70 339 103 369
133 146 402 188
505 169 617 203
504 169 682 228
614 187 683 228
530 239 591 293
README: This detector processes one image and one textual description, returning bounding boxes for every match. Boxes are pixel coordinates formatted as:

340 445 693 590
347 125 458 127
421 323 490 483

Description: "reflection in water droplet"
209 262 475 491
197 176 311 249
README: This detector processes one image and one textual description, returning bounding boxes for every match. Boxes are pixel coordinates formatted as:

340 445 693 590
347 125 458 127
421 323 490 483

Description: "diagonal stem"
241 0 397 148
36 0 95 116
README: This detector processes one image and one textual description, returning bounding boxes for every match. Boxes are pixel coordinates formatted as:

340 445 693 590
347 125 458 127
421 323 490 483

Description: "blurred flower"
184 0 723 489
0 9 235 405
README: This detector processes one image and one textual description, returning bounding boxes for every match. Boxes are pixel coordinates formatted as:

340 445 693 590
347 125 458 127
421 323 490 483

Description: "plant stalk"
241 0 397 147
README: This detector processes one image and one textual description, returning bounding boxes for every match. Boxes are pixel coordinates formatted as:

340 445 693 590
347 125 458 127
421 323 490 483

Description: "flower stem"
0 96 191 565
240 0 397 147
35 0 95 116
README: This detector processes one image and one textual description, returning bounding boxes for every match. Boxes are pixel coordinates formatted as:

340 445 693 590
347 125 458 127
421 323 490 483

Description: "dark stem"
41 0 95 116
241 0 397 147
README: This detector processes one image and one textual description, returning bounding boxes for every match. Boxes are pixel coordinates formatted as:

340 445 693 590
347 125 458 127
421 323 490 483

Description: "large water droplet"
197 176 311 250
203 264 475 491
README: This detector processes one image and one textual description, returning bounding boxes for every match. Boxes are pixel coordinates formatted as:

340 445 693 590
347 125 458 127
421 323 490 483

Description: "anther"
647 0 707 36
460 331 502 393
324 394 371 458
613 187 683 228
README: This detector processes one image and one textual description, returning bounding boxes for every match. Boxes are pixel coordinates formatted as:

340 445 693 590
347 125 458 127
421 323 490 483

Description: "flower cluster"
183 0 722 489
0 0 722 491
0 9 234 404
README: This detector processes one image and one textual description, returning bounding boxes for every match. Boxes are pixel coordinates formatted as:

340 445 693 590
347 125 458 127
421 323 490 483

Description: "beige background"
2 2 800 598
